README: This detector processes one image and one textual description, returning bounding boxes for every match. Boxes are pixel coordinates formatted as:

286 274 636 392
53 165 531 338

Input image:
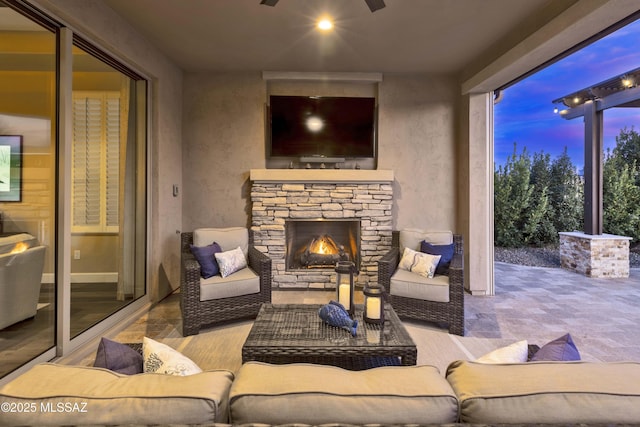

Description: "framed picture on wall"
0 135 22 202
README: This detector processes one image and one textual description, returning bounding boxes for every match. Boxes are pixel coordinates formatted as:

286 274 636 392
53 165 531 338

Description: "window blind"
72 92 120 232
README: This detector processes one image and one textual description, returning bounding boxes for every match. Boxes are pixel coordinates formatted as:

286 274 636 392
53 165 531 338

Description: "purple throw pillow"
530 333 581 362
420 241 454 275
93 337 143 375
190 242 222 278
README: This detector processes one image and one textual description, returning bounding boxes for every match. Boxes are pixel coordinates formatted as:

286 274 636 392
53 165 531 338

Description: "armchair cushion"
200 267 260 301
400 229 453 252
215 246 248 278
194 227 249 256
399 247 440 278
390 269 450 303
190 242 222 278
421 241 455 275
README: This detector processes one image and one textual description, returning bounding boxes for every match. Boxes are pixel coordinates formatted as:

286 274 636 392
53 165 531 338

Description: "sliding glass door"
0 0 148 380
70 39 147 338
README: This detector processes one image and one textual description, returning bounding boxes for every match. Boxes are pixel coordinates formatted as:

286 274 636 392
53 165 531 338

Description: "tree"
494 144 550 247
549 148 583 235
603 149 640 241
527 151 554 244
612 127 640 187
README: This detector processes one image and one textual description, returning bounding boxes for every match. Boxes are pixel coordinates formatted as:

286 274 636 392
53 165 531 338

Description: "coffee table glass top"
242 303 417 369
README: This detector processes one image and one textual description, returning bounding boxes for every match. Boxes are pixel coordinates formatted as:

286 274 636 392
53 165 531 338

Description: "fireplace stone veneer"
250 169 393 289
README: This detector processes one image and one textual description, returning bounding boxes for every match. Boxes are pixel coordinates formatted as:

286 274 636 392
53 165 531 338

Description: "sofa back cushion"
0 363 234 425
229 362 458 425
399 229 453 252
446 360 640 424
193 227 248 256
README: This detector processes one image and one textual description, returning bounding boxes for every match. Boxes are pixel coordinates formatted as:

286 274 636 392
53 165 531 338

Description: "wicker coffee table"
241 303 417 370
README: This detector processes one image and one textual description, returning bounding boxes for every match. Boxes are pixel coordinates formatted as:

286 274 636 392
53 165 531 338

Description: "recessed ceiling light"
317 17 333 31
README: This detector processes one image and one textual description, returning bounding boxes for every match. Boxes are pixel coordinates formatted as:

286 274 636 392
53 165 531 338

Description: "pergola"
553 66 640 235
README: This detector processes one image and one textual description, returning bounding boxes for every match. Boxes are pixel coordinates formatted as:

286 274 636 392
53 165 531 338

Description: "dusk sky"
494 18 640 170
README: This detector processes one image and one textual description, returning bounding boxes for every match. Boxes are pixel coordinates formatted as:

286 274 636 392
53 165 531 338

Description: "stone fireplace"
250 169 393 289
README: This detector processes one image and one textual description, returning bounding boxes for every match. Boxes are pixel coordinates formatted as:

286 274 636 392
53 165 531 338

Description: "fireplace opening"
286 220 360 270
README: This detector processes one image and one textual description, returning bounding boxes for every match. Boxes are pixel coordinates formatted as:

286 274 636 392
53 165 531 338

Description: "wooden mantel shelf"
250 169 394 183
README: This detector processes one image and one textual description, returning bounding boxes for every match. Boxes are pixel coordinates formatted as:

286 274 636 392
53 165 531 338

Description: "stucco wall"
32 0 184 302
182 72 266 230
377 74 458 231
182 72 459 235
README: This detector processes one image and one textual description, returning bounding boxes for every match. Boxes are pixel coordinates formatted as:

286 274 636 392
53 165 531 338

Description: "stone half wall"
250 170 394 289
559 232 631 278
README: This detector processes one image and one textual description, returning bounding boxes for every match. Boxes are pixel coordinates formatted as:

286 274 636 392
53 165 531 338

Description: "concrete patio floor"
466 263 640 362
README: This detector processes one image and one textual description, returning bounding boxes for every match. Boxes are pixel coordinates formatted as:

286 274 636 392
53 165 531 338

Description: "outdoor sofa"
2 360 640 426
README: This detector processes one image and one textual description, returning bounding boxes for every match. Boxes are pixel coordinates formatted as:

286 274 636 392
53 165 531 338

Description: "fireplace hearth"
286 220 360 270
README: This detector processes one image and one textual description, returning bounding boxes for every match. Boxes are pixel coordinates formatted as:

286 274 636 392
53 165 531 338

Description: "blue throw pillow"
420 241 454 275
190 242 222 278
530 333 581 362
93 337 143 375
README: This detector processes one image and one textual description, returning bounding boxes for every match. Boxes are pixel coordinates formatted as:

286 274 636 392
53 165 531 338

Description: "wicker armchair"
378 230 464 336
180 229 272 336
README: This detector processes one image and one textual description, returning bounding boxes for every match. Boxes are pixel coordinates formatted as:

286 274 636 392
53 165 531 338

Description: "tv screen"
269 95 376 159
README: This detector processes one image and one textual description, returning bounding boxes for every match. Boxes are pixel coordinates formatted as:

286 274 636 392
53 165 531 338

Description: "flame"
308 235 339 255
10 242 28 254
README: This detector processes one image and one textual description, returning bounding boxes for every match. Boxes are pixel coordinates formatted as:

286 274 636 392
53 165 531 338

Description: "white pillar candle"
338 283 351 309
366 297 381 320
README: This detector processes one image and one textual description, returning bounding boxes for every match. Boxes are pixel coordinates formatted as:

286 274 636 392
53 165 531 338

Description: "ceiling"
102 0 560 74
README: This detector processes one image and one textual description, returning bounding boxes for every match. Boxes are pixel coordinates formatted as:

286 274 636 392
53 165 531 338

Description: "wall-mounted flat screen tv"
268 95 376 159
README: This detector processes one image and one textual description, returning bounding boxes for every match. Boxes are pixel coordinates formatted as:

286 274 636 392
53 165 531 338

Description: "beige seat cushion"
200 266 260 301
229 362 458 425
446 360 640 424
193 227 249 255
0 363 234 426
391 268 450 302
399 229 453 252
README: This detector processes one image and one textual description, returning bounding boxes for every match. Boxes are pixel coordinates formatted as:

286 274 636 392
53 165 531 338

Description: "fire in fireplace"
286 220 360 270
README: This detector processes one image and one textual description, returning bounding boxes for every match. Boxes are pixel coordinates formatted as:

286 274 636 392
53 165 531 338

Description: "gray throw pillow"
93 337 143 374
530 333 581 362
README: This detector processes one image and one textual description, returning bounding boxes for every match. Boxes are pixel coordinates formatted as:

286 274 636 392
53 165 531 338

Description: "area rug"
151 320 520 376
70 291 533 374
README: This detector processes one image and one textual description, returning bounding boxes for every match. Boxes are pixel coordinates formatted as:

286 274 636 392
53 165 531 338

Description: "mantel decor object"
335 260 356 316
363 283 385 324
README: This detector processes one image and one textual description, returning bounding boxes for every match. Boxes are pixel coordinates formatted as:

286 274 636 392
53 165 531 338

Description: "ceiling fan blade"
260 0 279 6
364 0 385 12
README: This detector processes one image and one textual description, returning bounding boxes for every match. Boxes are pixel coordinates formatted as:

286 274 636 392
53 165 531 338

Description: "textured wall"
183 73 459 238
182 72 266 230
377 74 458 231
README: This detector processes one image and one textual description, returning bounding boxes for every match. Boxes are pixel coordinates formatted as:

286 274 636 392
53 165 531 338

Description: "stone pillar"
559 232 631 278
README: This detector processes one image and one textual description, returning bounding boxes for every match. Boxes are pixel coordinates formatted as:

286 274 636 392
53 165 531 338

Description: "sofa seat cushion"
446 360 640 424
200 267 260 301
0 363 234 426
391 268 450 302
229 362 458 425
